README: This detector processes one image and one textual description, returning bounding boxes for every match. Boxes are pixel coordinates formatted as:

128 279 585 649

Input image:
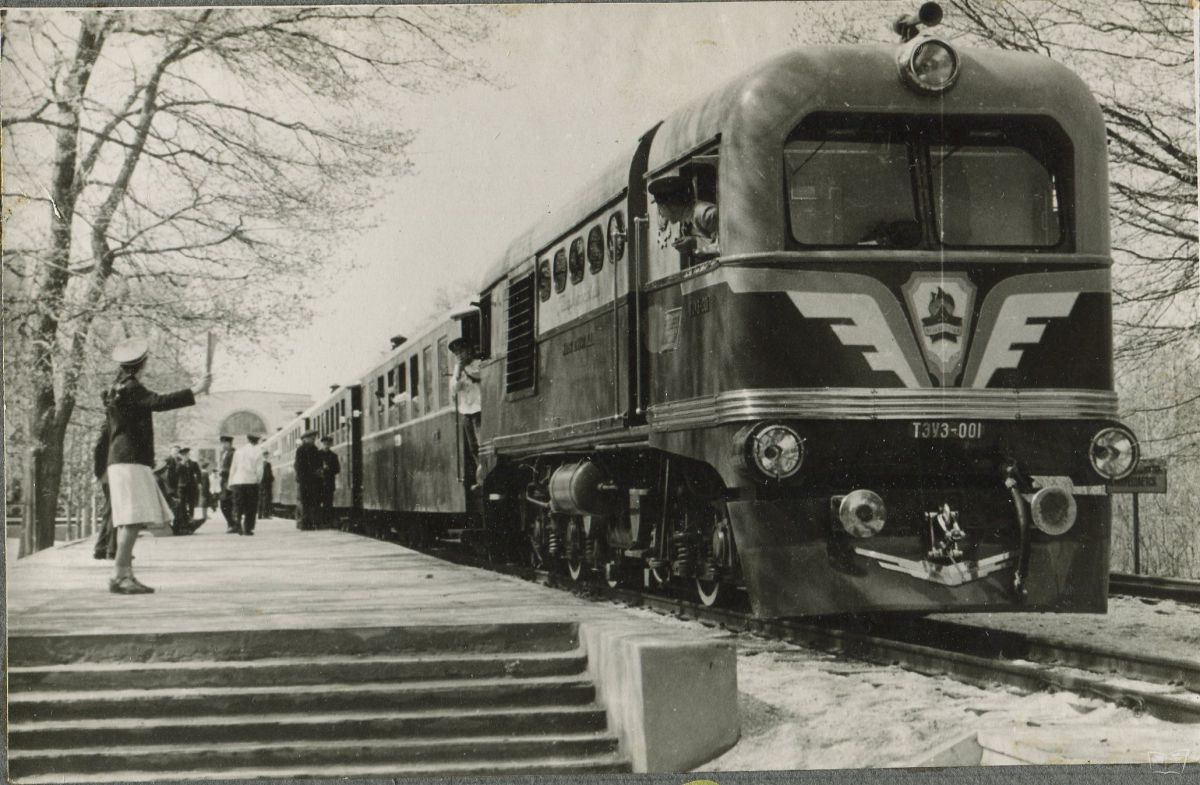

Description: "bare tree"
2 7 493 554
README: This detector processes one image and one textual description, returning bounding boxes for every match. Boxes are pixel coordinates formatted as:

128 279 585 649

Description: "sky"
218 2 852 401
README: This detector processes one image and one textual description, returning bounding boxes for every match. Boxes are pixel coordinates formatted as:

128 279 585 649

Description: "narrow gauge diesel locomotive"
267 5 1140 617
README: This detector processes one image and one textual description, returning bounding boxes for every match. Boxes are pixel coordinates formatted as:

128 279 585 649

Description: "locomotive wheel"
565 518 587 582
695 502 736 607
695 577 724 607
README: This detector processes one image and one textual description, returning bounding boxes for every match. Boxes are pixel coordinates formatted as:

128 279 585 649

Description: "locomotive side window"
537 259 551 302
553 249 567 293
608 212 626 263
587 226 604 274
568 238 585 284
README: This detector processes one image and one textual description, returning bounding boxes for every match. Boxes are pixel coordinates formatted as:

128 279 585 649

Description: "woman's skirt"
108 463 174 527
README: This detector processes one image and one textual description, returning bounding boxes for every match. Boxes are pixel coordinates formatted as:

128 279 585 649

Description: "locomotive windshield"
785 114 1069 250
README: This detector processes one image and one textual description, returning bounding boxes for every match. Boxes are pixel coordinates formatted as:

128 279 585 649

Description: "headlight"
746 423 804 480
838 489 887 538
1090 426 1139 480
897 37 959 93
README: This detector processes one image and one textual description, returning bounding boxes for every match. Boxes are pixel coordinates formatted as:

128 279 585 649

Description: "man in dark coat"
318 436 341 528
294 430 321 530
177 446 201 533
156 446 184 533
258 450 275 519
92 420 115 560
218 435 236 533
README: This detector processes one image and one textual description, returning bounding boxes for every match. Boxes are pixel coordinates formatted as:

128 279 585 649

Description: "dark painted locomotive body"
270 32 1138 617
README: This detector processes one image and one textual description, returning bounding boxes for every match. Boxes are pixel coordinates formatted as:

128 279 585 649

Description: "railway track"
420 543 1200 724
335 522 1200 724
585 581 1200 724
1109 572 1200 605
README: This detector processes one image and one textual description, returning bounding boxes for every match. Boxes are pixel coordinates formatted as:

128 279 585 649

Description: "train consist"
264 5 1140 617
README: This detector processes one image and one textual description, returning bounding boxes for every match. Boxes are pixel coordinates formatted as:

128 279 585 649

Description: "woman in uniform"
104 337 212 594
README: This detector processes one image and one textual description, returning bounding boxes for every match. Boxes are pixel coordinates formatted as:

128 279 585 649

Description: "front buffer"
728 491 1111 618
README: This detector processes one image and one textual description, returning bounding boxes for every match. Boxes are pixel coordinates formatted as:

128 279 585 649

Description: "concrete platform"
6 517 664 635
6 517 739 776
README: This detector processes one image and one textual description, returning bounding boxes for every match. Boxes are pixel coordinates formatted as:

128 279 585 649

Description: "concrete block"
912 726 1200 768
579 621 738 772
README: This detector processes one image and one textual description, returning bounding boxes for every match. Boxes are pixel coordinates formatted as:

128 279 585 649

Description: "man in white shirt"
228 434 265 535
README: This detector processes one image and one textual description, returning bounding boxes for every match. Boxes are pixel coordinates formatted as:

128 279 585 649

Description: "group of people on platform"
292 429 340 530
153 445 205 536
89 333 456 595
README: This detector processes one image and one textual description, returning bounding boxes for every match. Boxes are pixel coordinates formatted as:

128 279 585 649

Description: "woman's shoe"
109 577 154 595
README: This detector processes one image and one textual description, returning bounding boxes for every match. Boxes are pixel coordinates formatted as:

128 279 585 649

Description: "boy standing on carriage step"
449 338 482 488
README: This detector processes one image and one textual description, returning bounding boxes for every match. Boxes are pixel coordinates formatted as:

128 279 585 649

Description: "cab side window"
647 147 720 279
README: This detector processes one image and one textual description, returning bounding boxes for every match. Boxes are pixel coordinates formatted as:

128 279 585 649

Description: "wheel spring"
547 527 562 557
672 534 696 576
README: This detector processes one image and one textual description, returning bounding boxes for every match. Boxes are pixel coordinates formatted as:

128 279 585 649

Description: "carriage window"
437 336 450 409
930 144 1060 247
553 249 567 293
409 355 420 415
395 366 408 422
587 226 604 273
785 139 919 247
568 238 585 284
422 346 434 408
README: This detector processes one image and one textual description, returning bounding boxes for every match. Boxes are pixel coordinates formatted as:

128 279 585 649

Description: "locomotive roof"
480 39 1107 288
646 42 1102 171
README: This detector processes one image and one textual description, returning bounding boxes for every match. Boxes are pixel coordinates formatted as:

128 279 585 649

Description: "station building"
159 390 313 469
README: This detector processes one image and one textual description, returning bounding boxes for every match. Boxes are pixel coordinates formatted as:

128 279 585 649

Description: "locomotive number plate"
911 421 984 440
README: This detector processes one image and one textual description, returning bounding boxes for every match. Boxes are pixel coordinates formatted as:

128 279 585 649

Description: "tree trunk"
18 18 106 555
20 413 69 556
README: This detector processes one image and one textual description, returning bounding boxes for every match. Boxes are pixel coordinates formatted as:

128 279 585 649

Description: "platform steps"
7 623 630 782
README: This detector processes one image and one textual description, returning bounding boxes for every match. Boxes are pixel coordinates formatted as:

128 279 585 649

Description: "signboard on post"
1107 458 1168 495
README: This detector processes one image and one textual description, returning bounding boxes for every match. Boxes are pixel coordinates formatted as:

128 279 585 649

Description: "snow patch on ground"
619 607 1183 770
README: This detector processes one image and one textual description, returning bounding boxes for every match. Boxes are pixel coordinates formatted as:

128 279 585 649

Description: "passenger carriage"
356 322 476 542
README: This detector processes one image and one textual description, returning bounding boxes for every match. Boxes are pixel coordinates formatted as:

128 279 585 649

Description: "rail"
1110 572 1200 605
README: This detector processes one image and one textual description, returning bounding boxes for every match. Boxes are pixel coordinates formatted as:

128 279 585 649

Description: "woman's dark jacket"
105 374 195 468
